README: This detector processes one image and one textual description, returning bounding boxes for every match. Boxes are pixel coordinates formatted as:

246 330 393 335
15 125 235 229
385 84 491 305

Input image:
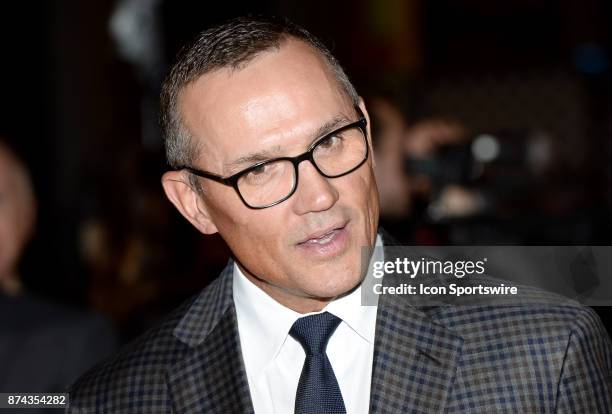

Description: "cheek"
366 170 380 213
344 168 379 216
351 168 380 240
207 192 286 259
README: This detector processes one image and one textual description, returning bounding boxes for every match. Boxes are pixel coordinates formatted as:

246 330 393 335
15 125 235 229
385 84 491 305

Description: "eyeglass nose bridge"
291 147 328 179
282 146 340 208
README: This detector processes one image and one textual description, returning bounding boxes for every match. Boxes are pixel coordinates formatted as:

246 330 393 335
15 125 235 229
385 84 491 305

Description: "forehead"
178 39 353 170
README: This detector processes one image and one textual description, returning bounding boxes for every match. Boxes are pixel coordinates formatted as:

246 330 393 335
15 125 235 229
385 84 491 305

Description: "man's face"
177 39 379 309
0 147 33 280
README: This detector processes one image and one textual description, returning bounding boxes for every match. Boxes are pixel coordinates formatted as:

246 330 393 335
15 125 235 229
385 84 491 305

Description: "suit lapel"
168 261 255 414
370 235 464 414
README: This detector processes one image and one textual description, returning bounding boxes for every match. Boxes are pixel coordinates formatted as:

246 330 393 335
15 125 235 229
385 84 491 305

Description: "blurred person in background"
0 138 117 399
368 94 472 244
368 92 574 245
368 96 413 220
0 140 35 296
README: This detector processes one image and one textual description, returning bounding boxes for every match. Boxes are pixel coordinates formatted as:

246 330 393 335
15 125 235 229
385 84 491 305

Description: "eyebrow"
224 114 354 173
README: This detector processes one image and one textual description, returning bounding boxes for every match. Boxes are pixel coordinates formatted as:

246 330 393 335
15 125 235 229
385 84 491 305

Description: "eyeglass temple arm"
180 166 235 186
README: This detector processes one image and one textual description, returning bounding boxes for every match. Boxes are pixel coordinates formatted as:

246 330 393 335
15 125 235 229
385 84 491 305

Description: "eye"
318 134 343 150
241 162 278 185
248 164 268 176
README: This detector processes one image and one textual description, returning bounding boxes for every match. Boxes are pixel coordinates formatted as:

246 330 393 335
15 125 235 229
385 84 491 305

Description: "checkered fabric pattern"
67 265 254 414
370 296 611 413
68 232 611 413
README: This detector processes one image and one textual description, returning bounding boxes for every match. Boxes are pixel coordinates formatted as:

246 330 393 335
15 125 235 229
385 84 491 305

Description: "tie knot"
289 312 342 355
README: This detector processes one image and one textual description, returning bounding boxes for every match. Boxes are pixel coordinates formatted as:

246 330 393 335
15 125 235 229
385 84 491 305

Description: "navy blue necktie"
289 312 347 414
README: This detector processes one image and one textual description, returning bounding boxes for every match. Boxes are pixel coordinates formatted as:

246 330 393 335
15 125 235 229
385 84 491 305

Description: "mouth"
298 221 347 244
296 221 350 258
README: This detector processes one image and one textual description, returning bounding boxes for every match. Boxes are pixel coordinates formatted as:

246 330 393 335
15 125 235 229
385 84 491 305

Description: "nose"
291 159 339 215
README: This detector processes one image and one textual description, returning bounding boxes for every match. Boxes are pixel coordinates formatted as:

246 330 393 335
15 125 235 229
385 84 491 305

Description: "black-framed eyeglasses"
177 108 369 209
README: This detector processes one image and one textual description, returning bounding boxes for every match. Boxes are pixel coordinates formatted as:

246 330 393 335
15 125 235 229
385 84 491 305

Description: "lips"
297 222 348 245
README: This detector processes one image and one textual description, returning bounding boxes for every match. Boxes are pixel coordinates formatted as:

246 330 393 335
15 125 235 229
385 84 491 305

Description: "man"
0 139 116 407
69 16 611 413
0 140 35 296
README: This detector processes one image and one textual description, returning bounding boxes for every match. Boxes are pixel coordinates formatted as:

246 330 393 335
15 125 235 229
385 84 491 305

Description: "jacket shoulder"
68 272 231 413
428 278 605 339
67 299 189 412
438 299 611 412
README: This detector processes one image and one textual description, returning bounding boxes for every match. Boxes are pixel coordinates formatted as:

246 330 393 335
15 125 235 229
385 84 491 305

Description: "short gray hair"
160 16 359 172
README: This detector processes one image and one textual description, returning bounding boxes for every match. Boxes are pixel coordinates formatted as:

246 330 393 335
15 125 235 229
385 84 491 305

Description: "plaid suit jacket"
68 239 612 413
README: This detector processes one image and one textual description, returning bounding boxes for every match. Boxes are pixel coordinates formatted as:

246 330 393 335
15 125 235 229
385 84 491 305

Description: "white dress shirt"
233 235 382 414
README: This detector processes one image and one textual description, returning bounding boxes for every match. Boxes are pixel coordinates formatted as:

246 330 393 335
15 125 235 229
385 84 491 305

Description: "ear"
161 171 219 235
358 97 375 168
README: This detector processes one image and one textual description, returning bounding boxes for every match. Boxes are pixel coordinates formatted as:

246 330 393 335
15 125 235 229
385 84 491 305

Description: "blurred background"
1 0 611 349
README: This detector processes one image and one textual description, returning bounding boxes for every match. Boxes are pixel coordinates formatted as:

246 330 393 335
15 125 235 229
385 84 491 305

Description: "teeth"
307 230 336 245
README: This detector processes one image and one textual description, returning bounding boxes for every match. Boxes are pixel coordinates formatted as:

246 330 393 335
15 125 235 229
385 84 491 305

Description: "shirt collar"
233 261 303 378
233 234 383 377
